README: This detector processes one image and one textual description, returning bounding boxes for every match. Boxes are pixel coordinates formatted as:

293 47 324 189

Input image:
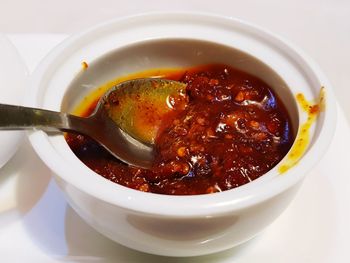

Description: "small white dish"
27 13 337 256
0 34 27 169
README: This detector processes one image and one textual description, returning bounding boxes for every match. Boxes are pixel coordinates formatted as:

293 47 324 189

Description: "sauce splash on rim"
278 87 326 174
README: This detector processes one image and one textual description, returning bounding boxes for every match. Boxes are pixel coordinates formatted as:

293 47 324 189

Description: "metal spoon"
0 78 187 169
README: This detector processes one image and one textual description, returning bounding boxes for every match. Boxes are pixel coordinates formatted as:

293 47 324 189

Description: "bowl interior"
62 38 299 135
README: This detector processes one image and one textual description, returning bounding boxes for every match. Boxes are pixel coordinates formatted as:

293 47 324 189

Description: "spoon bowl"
0 78 186 168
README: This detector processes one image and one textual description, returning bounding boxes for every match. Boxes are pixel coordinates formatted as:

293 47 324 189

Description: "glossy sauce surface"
66 64 294 195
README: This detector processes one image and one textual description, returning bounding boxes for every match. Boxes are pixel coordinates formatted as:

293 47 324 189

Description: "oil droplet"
278 87 325 174
81 61 88 70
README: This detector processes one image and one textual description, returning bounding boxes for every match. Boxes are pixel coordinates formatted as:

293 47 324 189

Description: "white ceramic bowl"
28 13 336 256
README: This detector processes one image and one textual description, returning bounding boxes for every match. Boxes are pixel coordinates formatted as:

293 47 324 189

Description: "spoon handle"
0 103 153 168
0 103 74 132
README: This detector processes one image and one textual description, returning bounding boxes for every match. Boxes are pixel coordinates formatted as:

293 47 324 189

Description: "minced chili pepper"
65 64 294 195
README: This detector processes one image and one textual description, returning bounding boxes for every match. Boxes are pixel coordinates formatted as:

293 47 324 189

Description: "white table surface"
0 34 349 262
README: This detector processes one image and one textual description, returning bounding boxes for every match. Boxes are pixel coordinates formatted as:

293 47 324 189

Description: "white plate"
0 34 27 168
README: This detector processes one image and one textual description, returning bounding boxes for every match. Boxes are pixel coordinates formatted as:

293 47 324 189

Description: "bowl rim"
27 11 337 217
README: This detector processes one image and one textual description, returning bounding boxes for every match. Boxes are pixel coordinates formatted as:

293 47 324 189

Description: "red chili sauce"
65 64 294 195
